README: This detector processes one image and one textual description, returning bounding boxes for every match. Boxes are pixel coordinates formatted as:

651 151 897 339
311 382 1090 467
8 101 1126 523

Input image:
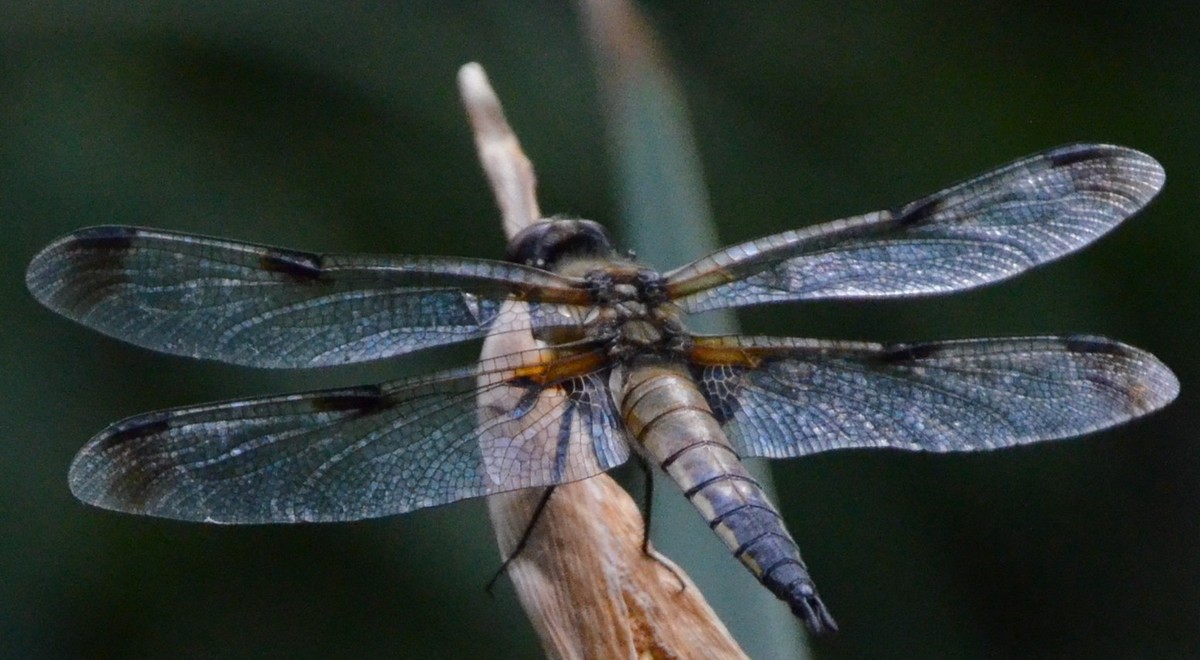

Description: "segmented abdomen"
617 362 837 633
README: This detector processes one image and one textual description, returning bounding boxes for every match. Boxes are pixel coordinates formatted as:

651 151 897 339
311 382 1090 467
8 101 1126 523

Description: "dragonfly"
26 143 1178 634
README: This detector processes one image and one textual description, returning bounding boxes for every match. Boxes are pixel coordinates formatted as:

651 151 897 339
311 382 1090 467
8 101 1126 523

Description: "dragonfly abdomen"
617 362 838 634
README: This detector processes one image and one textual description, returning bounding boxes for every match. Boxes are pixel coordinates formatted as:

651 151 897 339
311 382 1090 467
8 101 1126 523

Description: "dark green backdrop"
3 2 1196 658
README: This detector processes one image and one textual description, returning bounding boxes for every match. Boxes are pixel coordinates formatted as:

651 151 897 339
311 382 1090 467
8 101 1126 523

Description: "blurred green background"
3 2 1196 658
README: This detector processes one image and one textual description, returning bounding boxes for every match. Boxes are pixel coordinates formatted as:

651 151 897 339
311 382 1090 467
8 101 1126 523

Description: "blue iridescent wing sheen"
665 144 1164 312
687 335 1179 458
67 347 630 523
25 225 590 368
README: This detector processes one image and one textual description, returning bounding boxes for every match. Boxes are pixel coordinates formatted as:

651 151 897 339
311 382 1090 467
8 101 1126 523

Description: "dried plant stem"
459 62 746 659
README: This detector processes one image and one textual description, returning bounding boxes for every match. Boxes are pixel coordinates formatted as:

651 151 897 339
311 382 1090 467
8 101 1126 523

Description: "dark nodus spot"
893 195 945 227
261 250 324 282
877 342 942 364
309 388 389 415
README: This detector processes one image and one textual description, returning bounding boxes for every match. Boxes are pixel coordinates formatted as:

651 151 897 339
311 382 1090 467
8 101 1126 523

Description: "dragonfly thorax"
509 219 690 359
574 267 690 360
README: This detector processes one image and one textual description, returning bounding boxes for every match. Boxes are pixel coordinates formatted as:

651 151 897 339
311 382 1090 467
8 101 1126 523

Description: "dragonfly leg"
485 486 557 596
635 457 687 593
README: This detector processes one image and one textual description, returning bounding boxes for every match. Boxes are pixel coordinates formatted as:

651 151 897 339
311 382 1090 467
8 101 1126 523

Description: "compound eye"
505 219 614 269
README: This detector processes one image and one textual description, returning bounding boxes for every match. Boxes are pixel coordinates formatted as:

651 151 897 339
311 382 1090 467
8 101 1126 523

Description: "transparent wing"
68 347 630 523
666 144 1164 312
26 225 591 368
687 335 1178 458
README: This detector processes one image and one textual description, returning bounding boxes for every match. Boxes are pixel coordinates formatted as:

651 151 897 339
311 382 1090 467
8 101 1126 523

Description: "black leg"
635 457 686 591
638 456 655 553
485 486 557 596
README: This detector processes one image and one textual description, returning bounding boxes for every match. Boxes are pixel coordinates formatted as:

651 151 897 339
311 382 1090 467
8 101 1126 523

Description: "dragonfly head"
506 218 615 271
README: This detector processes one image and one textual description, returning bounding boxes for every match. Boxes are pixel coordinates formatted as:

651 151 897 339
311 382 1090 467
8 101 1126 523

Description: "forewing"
26 226 590 368
666 144 1164 312
67 347 630 523
688 335 1178 458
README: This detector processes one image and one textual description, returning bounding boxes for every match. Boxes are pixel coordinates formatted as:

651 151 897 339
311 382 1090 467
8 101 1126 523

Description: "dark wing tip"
68 224 141 243
28 225 138 263
1056 143 1165 207
26 225 140 308
67 423 148 515
1063 334 1179 419
1125 347 1180 416
66 407 189 517
67 451 129 516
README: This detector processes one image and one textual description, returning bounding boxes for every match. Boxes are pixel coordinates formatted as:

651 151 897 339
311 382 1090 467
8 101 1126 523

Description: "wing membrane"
667 144 1164 312
688 335 1178 458
26 226 590 368
68 347 629 523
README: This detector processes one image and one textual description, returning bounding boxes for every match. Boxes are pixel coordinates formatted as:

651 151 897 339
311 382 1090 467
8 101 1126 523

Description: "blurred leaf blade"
579 1 808 657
